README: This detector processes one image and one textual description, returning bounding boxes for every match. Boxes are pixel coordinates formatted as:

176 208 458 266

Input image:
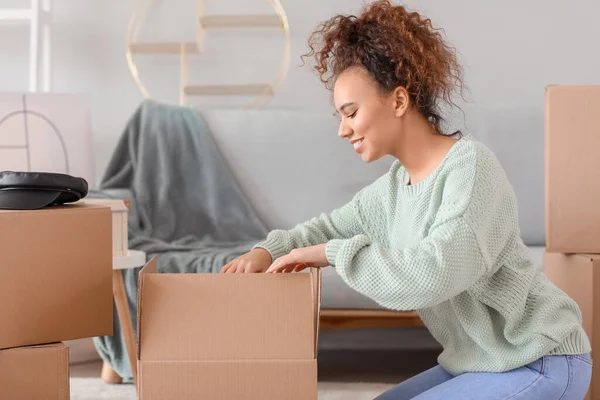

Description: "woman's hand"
220 248 272 273
266 243 329 273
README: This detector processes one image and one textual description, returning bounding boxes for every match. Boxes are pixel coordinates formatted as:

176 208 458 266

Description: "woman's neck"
392 112 458 185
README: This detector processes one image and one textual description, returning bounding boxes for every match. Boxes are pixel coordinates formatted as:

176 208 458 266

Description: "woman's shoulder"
466 136 513 192
444 134 509 184
437 134 516 214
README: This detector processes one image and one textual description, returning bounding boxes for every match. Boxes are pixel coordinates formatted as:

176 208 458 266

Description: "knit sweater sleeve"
326 216 489 310
252 183 379 262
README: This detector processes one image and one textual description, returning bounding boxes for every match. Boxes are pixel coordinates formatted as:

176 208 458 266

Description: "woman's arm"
327 216 490 311
253 184 379 262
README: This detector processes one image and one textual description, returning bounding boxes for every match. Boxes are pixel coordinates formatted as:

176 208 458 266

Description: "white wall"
2 0 599 185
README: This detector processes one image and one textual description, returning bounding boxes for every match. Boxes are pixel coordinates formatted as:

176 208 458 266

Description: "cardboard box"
544 252 598 400
0 342 69 400
82 199 130 257
0 203 113 350
545 85 600 253
136 257 321 400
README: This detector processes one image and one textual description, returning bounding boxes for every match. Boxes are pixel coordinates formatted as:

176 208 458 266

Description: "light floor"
69 359 419 382
69 361 405 400
69 327 441 399
68 350 438 400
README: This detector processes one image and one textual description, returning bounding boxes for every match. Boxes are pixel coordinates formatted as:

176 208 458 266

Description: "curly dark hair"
303 0 464 134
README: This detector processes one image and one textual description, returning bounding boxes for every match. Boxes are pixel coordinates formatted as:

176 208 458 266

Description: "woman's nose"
338 120 352 138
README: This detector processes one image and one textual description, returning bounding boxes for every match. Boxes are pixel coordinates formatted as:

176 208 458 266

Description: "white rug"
70 378 394 400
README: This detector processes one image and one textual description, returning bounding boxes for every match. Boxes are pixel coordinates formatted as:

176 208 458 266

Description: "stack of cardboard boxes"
0 192 320 399
0 203 113 399
544 85 600 400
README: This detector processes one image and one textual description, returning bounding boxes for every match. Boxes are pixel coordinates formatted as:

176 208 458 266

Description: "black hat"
0 171 88 210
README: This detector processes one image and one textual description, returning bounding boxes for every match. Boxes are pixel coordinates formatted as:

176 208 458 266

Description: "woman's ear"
393 86 410 118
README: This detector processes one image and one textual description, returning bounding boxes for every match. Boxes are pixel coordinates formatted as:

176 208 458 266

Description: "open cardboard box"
0 342 69 400
136 257 321 400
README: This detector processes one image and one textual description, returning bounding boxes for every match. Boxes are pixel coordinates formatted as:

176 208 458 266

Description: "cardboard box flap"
137 260 320 361
312 268 322 357
137 257 158 360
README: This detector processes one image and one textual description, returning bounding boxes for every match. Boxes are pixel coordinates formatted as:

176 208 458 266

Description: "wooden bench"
320 309 423 330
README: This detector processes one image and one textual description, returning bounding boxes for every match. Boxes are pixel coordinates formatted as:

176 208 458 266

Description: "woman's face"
333 67 406 163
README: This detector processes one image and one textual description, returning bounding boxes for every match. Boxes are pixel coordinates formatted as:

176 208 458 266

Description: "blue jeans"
375 353 592 399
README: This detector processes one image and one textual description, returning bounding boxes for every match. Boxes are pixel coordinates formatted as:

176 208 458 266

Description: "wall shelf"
200 14 283 29
184 83 273 96
128 41 200 55
125 0 290 108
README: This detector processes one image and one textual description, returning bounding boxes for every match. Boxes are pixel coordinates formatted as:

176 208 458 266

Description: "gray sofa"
201 109 546 311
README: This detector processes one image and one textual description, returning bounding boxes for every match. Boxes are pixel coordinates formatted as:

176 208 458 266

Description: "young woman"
221 1 592 398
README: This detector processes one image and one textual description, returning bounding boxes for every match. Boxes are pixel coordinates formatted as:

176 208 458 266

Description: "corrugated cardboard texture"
0 342 69 400
137 257 321 399
138 267 316 360
139 359 317 400
0 203 113 349
545 85 600 253
544 252 599 400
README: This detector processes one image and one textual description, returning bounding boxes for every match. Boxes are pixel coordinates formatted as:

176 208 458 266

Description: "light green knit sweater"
253 135 590 375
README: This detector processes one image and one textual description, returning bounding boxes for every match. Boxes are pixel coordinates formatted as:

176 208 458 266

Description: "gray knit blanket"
91 100 268 379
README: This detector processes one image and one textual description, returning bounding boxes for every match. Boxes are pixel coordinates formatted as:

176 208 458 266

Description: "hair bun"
348 24 360 44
